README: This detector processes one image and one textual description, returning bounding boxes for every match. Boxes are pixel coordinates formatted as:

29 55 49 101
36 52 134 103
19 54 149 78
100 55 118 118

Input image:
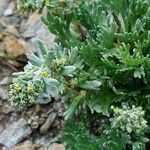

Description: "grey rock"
0 124 5 133
2 104 14 114
0 88 9 100
0 118 32 148
21 29 36 39
6 25 19 37
36 94 51 104
54 102 62 111
21 12 55 46
0 42 5 51
49 143 65 150
0 33 3 40
40 113 57 134
1 16 20 27
3 8 14 16
32 24 55 46
0 0 9 16
34 135 52 146
0 76 12 85
0 100 2 106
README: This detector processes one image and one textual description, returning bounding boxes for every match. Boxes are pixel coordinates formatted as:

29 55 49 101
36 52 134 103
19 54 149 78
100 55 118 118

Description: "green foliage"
11 0 150 149
62 121 101 150
62 121 129 150
17 0 50 14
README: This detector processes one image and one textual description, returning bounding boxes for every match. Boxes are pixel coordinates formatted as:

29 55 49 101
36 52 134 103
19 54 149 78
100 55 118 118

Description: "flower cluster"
17 0 49 14
112 105 148 135
9 64 50 110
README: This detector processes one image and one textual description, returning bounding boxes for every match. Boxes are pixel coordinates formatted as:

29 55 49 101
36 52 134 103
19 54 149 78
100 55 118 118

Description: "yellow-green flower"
14 83 22 92
55 58 66 66
116 116 122 121
113 107 120 114
44 0 49 5
40 70 49 78
24 2 29 8
17 4 20 10
70 78 77 88
80 90 86 97
27 86 33 93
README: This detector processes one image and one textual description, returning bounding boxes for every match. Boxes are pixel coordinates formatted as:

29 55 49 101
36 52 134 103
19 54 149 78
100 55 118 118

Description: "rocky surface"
0 0 64 149
0 0 55 66
0 65 64 150
0 118 32 148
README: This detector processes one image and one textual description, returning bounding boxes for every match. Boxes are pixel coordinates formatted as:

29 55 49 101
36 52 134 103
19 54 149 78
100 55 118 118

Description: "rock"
8 1 16 11
52 120 60 128
6 25 19 37
34 135 52 146
20 12 41 34
21 29 35 39
36 95 51 104
0 16 20 27
54 102 62 111
0 33 3 40
40 113 57 134
0 118 32 148
0 76 12 85
0 88 8 100
10 143 35 150
4 35 26 56
0 100 2 106
0 124 5 133
28 116 40 129
33 24 55 46
2 103 14 114
3 8 13 16
3 1 16 16
54 102 63 117
0 42 5 51
21 12 55 46
9 142 43 150
49 143 65 150
9 113 18 122
0 0 9 16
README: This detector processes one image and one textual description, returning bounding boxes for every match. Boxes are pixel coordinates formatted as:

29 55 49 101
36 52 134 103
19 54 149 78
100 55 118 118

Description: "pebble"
34 25 55 46
8 141 43 150
21 29 36 39
3 1 16 16
2 104 14 114
0 100 2 106
4 35 26 57
50 143 65 150
0 33 3 40
0 42 5 51
3 8 14 16
0 118 32 148
0 88 9 100
54 102 62 111
0 0 9 16
36 95 52 104
1 16 20 27
40 113 57 134
0 76 12 85
0 124 5 133
6 25 19 37
28 116 40 129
